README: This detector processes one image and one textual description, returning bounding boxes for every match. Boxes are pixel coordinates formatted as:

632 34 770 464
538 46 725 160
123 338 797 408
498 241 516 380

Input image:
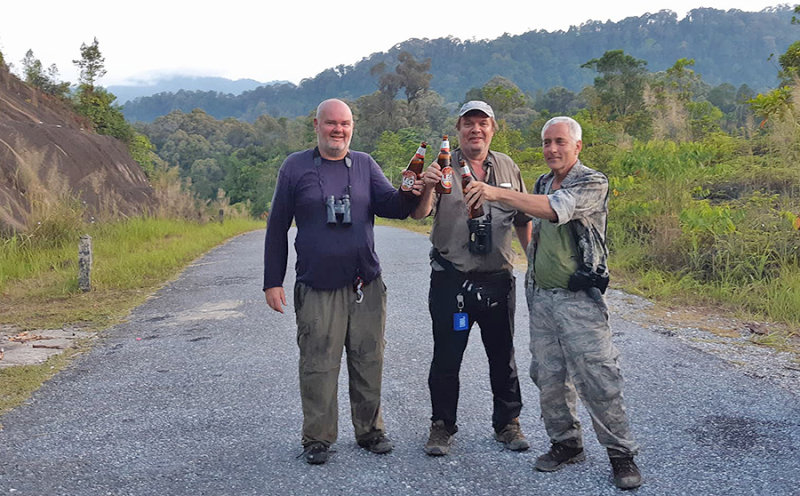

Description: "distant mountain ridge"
121 6 798 122
108 76 286 104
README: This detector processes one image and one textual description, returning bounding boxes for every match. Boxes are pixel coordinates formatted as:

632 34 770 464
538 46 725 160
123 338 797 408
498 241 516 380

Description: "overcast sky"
0 0 787 87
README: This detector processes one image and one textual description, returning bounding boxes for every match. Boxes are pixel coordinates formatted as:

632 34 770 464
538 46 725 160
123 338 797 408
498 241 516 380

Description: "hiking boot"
301 442 329 465
494 418 530 451
534 442 586 472
357 434 393 454
610 456 642 490
424 420 454 456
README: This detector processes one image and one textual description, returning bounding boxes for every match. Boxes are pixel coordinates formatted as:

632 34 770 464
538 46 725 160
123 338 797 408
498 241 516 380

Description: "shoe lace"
611 457 637 473
550 442 577 458
429 423 450 444
500 422 523 440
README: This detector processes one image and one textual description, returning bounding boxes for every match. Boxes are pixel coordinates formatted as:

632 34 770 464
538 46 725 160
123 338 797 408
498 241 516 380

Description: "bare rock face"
0 64 154 232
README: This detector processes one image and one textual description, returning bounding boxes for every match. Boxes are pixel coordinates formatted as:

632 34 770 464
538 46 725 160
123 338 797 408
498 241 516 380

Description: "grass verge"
0 217 263 416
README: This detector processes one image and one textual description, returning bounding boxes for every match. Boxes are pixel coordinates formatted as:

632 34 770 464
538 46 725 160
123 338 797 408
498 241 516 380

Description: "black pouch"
467 216 492 254
568 265 609 294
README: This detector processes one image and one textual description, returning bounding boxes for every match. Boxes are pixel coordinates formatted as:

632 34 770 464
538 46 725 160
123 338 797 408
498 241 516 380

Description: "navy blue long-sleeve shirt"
263 148 416 291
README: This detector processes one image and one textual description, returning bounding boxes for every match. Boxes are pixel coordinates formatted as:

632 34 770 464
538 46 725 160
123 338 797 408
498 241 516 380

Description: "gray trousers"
527 286 639 456
293 277 387 447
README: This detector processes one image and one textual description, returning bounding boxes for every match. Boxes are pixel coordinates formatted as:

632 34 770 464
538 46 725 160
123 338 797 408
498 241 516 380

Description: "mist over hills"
121 6 797 123
108 76 287 104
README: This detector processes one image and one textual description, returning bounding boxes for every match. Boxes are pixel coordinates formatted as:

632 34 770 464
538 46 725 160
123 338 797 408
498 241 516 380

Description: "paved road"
1 227 798 496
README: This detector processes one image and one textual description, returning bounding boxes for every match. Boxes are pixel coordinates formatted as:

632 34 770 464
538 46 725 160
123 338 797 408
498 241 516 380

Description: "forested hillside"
122 6 795 122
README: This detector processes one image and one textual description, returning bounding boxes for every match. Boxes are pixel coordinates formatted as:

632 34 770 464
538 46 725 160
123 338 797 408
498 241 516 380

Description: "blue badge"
453 312 469 331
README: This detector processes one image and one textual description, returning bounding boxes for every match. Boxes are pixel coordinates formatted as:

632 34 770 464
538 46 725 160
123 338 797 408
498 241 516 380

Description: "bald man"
264 99 422 464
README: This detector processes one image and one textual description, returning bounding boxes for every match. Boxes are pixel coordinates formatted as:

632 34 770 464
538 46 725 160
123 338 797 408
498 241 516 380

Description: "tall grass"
607 131 800 327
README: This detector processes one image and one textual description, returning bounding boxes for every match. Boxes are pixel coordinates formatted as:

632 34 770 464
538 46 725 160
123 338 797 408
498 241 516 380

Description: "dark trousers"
427 269 523 433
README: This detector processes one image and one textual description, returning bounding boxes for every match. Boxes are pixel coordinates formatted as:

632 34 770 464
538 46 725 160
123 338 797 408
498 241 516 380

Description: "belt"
431 249 510 283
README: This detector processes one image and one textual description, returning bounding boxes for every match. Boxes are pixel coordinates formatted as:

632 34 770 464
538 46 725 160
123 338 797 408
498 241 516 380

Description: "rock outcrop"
0 64 154 232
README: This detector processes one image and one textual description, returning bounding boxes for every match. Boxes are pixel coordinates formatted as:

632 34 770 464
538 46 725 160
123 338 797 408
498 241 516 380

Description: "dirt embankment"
0 64 154 232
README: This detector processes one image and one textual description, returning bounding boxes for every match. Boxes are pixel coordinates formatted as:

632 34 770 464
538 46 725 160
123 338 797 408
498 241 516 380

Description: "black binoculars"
568 264 609 294
326 195 352 225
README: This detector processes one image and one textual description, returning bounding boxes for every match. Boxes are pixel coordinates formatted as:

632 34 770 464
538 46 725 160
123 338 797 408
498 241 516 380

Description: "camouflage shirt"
525 159 609 290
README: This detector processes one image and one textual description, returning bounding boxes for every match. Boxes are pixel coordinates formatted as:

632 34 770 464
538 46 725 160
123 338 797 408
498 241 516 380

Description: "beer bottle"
400 142 427 195
459 160 485 218
435 135 453 194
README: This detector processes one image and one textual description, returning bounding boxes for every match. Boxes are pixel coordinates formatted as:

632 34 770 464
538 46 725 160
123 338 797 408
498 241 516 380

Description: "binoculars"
326 195 352 225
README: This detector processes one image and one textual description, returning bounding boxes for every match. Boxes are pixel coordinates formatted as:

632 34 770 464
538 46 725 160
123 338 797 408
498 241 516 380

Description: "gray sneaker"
424 420 453 456
534 442 586 472
494 418 530 451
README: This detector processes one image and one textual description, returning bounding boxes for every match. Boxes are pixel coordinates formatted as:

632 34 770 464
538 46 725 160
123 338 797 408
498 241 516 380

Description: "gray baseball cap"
458 100 495 119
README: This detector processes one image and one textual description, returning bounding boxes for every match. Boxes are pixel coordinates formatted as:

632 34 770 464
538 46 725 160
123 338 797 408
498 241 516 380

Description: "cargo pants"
293 276 387 447
428 269 523 433
527 286 639 456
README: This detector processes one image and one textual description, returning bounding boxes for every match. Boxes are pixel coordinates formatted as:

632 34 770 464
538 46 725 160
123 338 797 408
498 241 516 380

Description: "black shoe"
534 442 586 472
300 442 329 465
424 420 454 456
611 456 642 490
357 434 393 454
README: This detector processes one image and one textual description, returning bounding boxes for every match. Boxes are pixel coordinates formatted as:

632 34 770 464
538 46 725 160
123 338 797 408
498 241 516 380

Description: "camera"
568 264 609 294
326 195 352 225
467 216 492 254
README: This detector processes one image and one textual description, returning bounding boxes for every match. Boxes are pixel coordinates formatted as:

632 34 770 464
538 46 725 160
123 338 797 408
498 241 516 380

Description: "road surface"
1 227 798 495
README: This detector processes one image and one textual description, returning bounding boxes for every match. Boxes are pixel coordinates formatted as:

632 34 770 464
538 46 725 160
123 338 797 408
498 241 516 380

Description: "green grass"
1 217 264 329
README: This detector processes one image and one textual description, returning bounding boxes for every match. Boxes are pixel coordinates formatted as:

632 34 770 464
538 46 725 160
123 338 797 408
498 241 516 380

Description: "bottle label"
401 170 416 191
441 167 454 189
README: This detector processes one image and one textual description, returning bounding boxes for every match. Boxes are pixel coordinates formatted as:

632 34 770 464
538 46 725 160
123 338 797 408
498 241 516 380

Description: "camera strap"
313 147 352 203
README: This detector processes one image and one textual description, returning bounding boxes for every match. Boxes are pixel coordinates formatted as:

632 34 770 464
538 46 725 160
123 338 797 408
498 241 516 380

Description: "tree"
22 50 46 87
371 51 432 105
394 51 432 104
74 87 131 140
707 83 737 114
582 50 648 119
661 58 702 102
582 50 651 138
21 49 70 98
73 37 106 90
534 86 585 115
465 76 529 114
778 40 800 85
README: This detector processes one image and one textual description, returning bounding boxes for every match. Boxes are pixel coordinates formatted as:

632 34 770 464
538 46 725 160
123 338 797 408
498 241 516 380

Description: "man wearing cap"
411 100 533 456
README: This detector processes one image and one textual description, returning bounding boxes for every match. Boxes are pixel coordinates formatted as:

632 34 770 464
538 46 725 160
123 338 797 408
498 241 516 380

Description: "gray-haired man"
464 116 642 490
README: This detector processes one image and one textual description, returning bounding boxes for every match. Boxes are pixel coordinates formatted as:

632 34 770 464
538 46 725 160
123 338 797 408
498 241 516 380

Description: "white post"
78 234 92 292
